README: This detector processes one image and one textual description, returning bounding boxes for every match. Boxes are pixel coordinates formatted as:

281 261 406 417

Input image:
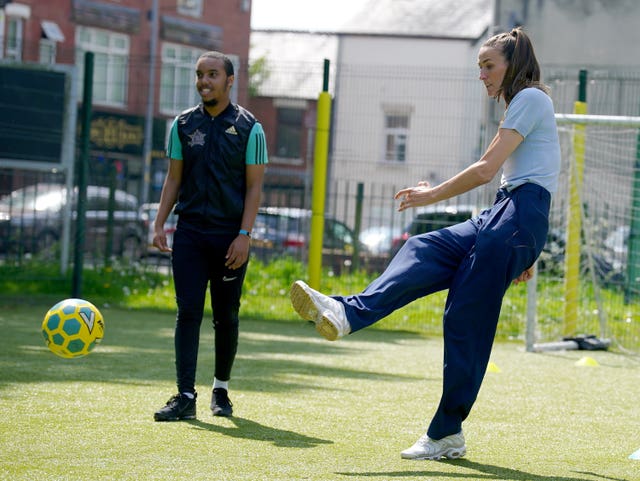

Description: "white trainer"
400 431 466 460
290 280 351 341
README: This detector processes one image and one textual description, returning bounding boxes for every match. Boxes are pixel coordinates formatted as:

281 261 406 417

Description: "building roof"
248 0 492 98
341 0 492 39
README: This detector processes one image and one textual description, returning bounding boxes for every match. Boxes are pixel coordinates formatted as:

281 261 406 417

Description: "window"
75 27 130 107
40 21 65 65
5 16 23 60
0 11 3 59
275 107 304 160
39 39 56 64
159 43 203 115
383 113 409 162
160 46 239 113
177 0 203 18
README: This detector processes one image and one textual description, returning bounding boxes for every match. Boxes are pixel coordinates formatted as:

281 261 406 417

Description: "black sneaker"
210 388 233 417
154 393 197 421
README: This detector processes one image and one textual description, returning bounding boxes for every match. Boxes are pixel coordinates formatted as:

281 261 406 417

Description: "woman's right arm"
395 127 523 211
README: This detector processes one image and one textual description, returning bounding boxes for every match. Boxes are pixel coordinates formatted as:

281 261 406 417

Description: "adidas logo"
225 126 238 135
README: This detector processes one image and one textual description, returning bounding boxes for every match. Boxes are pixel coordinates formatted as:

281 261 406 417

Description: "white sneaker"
401 431 466 460
290 280 351 341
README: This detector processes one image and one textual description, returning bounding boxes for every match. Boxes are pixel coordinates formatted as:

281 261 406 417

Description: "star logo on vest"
188 129 206 147
225 125 238 135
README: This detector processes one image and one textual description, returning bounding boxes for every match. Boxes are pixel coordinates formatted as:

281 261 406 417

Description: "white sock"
213 378 229 391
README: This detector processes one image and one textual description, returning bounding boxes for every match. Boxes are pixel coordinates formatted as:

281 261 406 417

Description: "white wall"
498 0 640 68
330 35 487 226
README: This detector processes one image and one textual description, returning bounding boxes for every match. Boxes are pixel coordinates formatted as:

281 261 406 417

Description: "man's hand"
152 226 172 253
225 235 250 269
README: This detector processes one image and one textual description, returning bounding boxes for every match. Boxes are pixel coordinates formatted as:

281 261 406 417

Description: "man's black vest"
175 102 257 233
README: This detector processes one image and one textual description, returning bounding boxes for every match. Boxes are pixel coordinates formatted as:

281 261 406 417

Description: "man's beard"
203 98 218 107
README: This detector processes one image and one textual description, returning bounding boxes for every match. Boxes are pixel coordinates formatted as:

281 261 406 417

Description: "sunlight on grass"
1 304 639 480
1 256 638 351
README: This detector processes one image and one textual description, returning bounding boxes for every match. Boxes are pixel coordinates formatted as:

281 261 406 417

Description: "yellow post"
308 89 332 290
563 99 587 335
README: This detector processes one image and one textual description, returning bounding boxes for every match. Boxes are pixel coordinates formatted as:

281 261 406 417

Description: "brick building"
0 0 253 202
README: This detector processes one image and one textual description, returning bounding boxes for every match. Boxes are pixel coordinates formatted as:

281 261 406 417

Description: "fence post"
105 162 117 266
72 51 93 298
625 114 640 303
563 69 587 336
525 263 538 352
352 183 364 271
308 59 332 289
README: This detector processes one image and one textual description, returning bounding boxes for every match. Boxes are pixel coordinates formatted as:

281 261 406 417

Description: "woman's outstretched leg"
290 219 479 339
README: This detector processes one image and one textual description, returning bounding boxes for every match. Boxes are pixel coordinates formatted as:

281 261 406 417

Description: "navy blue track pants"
333 183 551 439
171 225 247 394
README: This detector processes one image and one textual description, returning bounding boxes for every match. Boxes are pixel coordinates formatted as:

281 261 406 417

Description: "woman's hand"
513 265 535 285
394 181 433 212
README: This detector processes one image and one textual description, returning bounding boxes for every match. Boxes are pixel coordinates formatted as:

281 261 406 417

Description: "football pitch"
1 304 638 481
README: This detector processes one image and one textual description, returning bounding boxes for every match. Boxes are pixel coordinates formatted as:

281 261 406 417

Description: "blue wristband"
239 229 251 237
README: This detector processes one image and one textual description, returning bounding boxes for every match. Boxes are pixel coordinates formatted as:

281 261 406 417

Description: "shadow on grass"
337 459 631 480
0 306 428 392
186 416 333 448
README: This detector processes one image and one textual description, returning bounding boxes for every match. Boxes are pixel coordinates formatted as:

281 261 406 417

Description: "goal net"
528 112 640 353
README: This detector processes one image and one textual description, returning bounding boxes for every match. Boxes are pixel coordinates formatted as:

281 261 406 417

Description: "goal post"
562 100 587 337
554 113 640 128
528 111 640 353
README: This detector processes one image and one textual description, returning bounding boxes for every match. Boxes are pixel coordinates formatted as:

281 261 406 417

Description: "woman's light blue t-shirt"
500 87 561 194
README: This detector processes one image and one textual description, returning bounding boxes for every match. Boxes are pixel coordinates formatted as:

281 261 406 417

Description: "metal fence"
1 61 639 352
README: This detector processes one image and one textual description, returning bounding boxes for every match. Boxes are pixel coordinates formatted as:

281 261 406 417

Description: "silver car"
0 183 145 260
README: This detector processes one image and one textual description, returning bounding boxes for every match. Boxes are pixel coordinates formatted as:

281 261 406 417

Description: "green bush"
0 256 637 348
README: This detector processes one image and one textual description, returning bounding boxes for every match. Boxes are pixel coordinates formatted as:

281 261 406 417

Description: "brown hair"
483 27 548 104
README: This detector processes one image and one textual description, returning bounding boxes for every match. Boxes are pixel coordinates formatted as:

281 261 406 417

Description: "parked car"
252 207 360 271
530 225 630 284
598 225 630 284
359 225 401 256
389 204 479 257
139 203 178 256
603 225 629 271
0 183 146 260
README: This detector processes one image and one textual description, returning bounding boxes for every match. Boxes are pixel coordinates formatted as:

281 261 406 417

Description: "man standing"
153 51 267 421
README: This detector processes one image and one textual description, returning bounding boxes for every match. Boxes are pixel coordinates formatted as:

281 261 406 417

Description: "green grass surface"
1 257 639 351
1 303 639 480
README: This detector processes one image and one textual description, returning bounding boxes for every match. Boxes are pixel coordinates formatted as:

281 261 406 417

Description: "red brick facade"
4 0 252 111
1 0 252 201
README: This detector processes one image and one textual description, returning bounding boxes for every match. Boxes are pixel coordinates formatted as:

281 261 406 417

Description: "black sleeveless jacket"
174 102 256 233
